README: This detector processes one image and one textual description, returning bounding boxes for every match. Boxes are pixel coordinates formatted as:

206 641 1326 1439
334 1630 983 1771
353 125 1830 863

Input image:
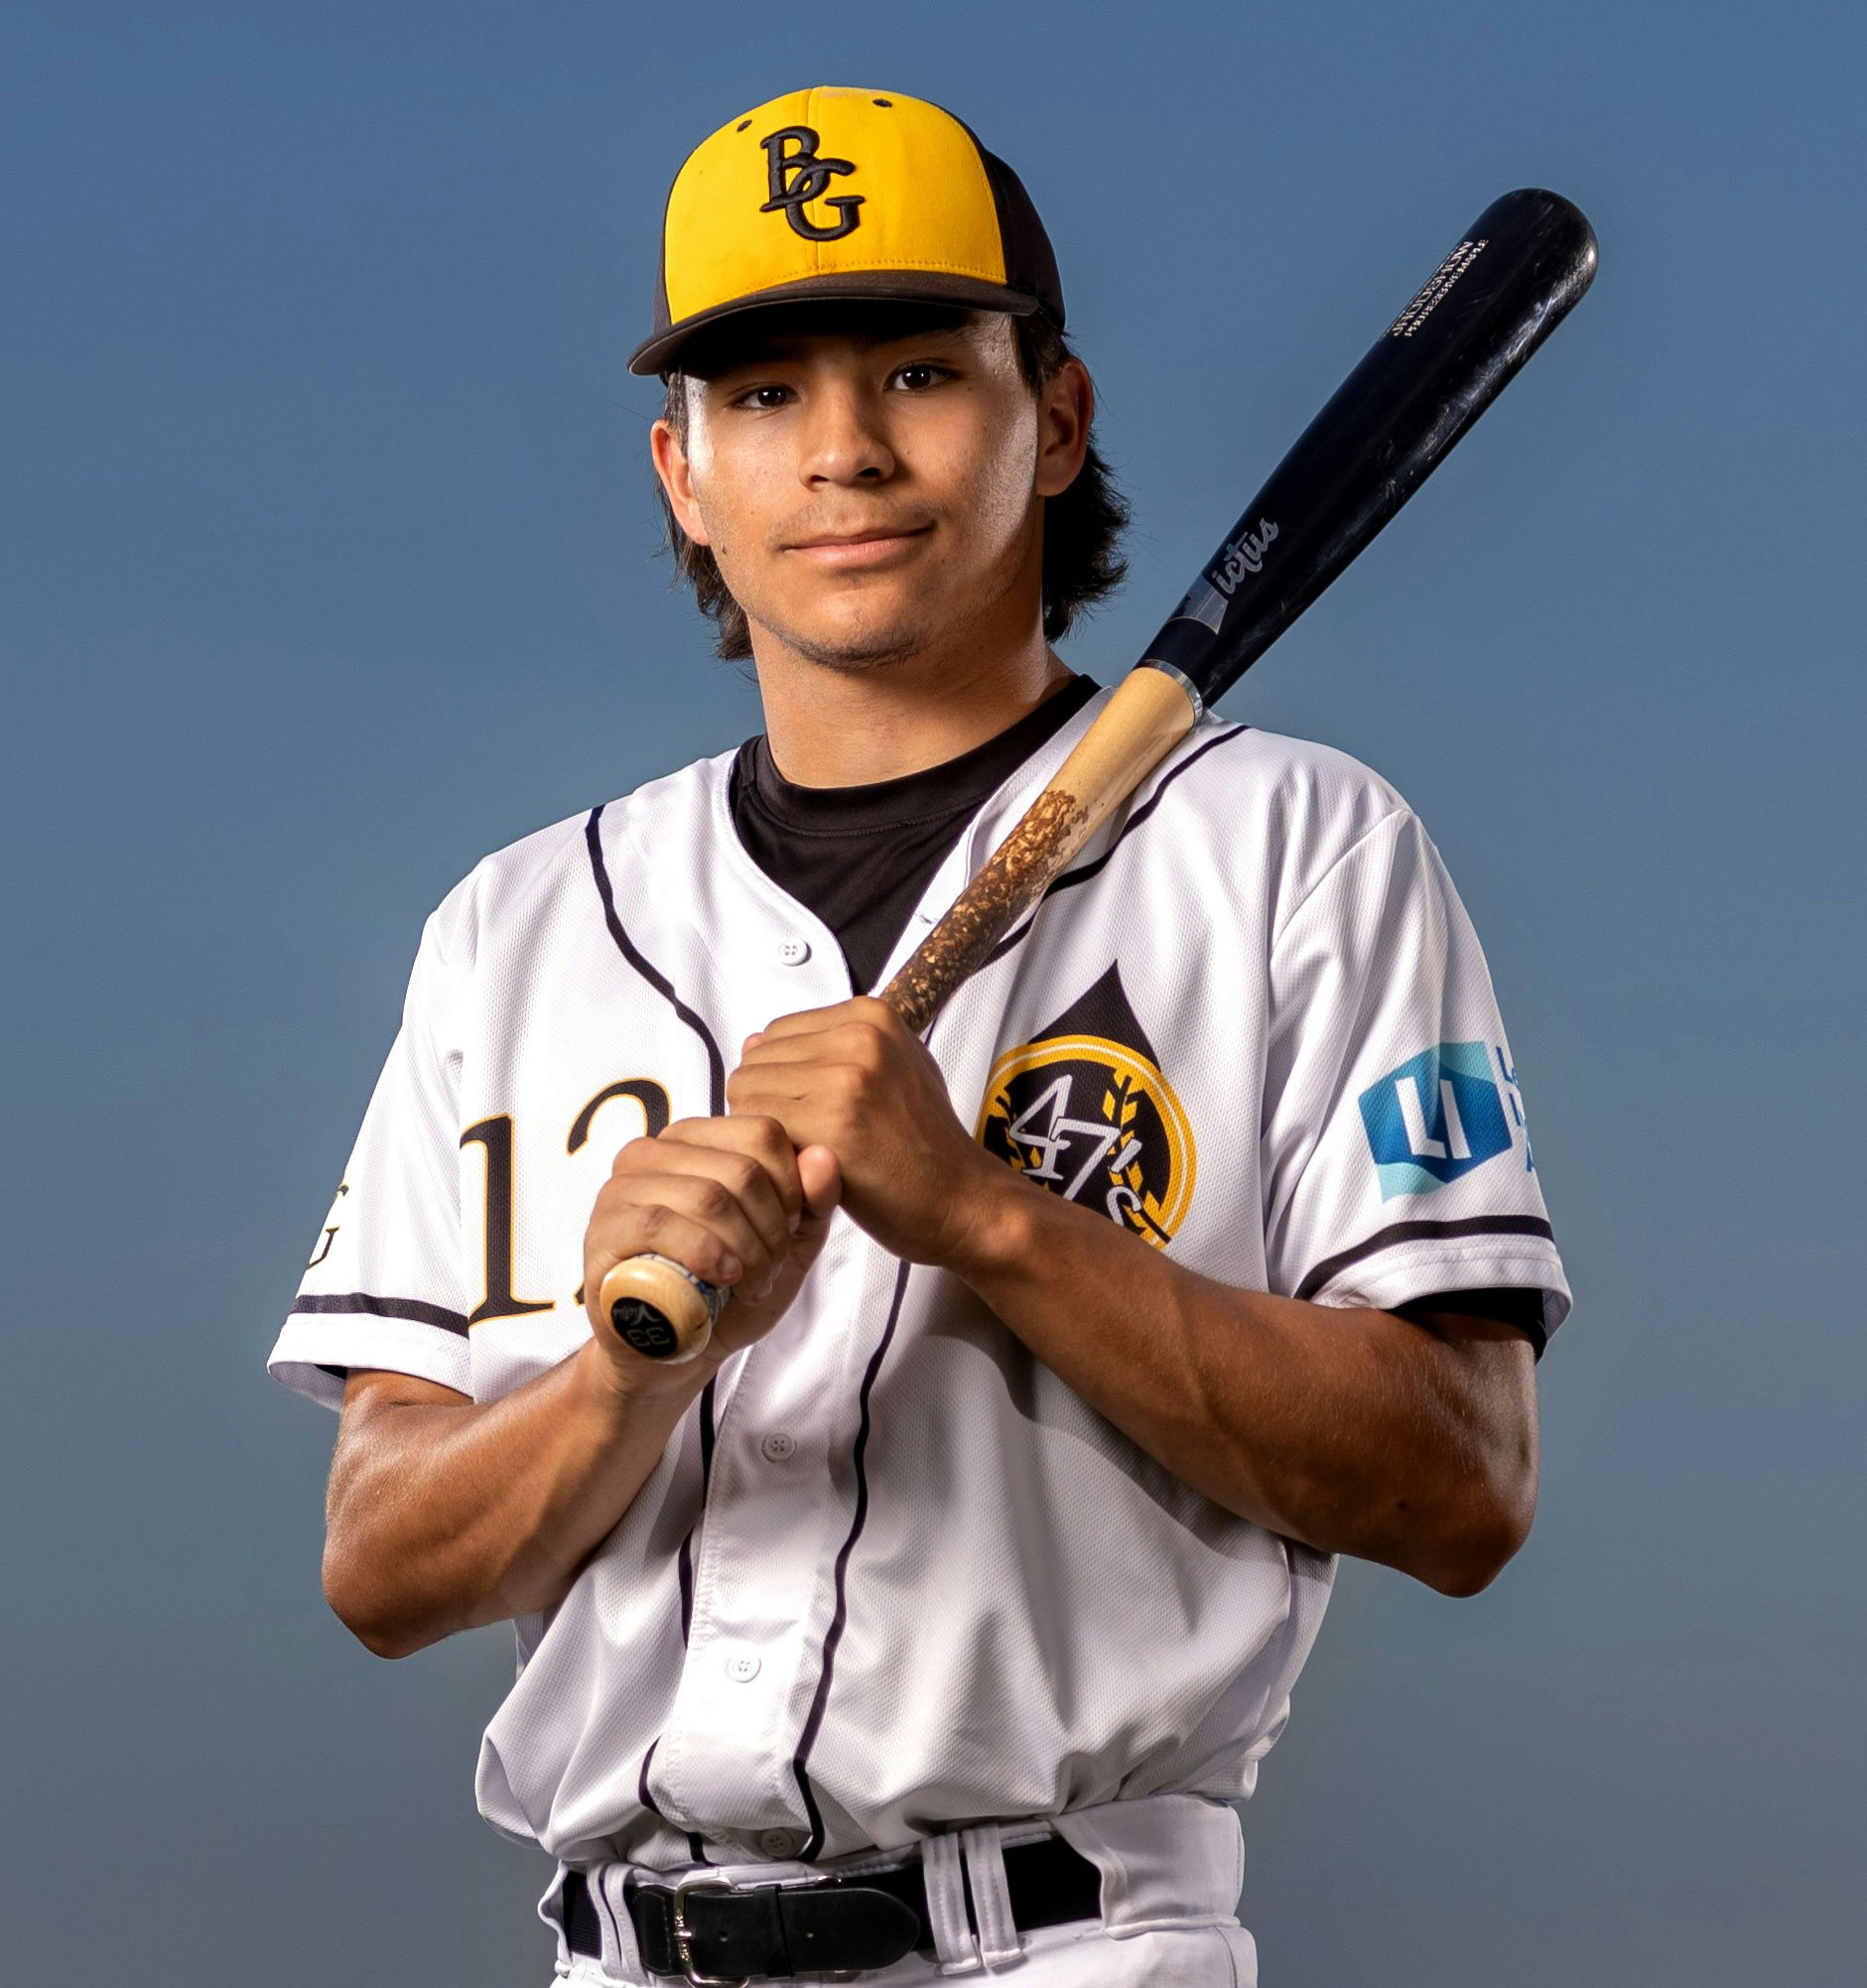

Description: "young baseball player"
270 87 1569 1987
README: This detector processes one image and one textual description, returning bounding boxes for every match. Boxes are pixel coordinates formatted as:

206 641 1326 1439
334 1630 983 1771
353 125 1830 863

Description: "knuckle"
693 1177 733 1219
591 1183 633 1231
738 1238 774 1281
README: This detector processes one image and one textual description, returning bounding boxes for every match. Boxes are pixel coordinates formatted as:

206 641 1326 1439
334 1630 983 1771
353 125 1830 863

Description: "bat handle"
591 958 921 1366
596 1253 727 1363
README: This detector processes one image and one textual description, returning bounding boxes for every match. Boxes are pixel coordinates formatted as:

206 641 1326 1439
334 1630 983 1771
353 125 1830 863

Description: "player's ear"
650 413 713 548
1033 354 1091 500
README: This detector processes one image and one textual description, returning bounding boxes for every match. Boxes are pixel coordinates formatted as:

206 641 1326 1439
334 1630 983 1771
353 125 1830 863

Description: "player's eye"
729 382 794 411
888 362 951 392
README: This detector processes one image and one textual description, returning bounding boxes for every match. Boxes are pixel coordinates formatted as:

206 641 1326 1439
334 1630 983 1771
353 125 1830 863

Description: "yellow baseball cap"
627 86 1065 376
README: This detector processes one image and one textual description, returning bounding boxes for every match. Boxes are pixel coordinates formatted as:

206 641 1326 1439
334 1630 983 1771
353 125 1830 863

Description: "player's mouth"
783 524 935 569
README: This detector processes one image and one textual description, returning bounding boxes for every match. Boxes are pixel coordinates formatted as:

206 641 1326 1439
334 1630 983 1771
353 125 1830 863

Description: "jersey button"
777 937 811 966
757 1828 801 1858
760 1431 796 1462
725 1650 762 1683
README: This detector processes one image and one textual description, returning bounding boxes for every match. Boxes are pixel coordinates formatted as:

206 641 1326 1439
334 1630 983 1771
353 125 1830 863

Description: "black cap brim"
627 269 1043 377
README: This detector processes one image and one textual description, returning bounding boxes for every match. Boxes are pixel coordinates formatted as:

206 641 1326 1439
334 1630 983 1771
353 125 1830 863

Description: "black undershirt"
729 673 1099 996
726 673 1544 1356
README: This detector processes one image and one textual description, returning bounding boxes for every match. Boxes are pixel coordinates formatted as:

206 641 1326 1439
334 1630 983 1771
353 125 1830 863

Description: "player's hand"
583 1117 843 1372
726 996 1009 1271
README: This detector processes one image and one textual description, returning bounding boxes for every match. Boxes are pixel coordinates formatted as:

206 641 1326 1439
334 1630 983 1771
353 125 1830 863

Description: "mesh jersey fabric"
268 692 1569 1869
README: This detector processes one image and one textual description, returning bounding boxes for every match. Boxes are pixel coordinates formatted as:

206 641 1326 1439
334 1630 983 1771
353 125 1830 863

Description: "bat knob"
597 1255 725 1364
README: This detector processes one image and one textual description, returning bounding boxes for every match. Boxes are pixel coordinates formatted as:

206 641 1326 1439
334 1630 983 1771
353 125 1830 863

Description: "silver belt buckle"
670 1867 868 1985
671 1872 749 1987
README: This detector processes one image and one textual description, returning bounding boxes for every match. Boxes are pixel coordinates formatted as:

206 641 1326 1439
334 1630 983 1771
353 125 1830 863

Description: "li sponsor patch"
1358 1041 1512 1199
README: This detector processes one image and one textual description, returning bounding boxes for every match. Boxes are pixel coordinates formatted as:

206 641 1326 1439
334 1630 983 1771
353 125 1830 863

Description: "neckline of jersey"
736 673 1100 838
700 683 1116 995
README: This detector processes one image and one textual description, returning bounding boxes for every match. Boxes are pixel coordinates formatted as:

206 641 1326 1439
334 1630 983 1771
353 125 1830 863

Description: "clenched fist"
583 1114 842 1372
726 995 1013 1270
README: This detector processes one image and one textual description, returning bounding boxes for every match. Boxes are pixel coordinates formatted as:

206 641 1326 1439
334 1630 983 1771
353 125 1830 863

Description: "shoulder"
419 750 735 974
1143 718 1415 899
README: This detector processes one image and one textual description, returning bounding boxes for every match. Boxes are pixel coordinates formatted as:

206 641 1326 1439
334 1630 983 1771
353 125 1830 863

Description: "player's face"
651 309 1088 671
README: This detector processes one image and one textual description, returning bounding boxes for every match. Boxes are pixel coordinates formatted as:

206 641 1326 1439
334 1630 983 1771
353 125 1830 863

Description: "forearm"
320 1104 845 1661
950 1178 1534 1592
324 1343 709 1657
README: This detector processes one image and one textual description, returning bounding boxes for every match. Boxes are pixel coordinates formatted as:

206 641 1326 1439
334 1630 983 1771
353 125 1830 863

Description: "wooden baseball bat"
599 188 1598 1362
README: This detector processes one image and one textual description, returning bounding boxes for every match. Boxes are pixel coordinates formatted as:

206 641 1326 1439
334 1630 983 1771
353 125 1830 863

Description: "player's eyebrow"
686 312 983 378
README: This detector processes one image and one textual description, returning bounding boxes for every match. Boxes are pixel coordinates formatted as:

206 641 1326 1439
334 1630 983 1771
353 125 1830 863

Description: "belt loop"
959 1825 1022 1972
922 1831 982 1974
594 1863 647 1983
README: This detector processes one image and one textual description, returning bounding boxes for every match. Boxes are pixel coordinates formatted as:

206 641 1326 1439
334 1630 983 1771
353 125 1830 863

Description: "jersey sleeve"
1260 808 1571 1348
266 906 473 1409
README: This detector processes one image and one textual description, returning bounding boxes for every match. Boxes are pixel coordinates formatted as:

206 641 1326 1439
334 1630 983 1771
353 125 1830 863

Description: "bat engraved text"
1211 519 1278 596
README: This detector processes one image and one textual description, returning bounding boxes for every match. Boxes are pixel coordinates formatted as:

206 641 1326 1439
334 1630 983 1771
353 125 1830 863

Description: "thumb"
795 1143 843 1228
710 1144 844 1353
776 1143 842 1291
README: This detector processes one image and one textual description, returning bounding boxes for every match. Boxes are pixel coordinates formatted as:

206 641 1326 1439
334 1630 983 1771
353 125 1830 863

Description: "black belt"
564 1835 1102 1982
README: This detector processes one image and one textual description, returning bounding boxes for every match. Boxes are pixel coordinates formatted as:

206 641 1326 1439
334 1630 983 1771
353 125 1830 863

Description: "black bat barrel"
1143 189 1597 709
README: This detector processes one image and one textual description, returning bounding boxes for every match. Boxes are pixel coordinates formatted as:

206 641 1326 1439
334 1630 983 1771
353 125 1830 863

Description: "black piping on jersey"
1294 1214 1557 1305
637 1738 664 1821
980 726 1253 973
290 1291 469 1337
585 807 727 1117
790 1259 915 1862
586 804 723 1865
630 1382 718 1864
633 1737 707 1865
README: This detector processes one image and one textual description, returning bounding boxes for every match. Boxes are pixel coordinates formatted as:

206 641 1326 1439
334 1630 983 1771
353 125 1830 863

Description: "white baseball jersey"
269 688 1569 1874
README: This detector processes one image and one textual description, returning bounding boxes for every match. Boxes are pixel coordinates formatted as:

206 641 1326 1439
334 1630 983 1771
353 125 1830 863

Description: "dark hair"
653 309 1129 660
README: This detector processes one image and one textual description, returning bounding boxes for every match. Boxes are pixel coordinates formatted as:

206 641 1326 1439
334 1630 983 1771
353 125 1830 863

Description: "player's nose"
796 377 895 487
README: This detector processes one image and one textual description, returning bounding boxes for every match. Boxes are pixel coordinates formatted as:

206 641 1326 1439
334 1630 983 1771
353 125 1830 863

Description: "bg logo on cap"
760 125 864 241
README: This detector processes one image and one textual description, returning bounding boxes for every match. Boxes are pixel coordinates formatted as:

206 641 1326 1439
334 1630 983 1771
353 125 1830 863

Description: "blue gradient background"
4 4 1861 1982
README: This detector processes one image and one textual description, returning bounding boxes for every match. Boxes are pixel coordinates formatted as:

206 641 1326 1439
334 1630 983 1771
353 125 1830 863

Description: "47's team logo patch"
1358 1040 1514 1199
977 965 1195 1248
